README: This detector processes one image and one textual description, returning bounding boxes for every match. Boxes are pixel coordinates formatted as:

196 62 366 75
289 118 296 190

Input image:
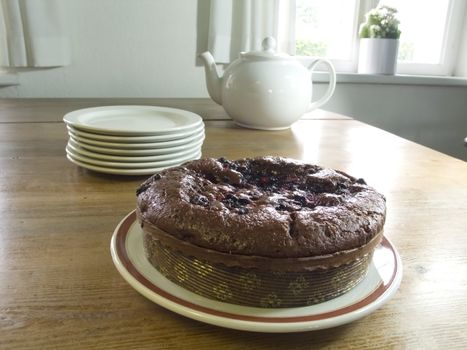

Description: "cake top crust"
136 157 386 258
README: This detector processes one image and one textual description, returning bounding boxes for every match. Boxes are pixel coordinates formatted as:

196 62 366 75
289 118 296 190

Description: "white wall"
0 0 209 98
319 83 467 161
1 0 466 161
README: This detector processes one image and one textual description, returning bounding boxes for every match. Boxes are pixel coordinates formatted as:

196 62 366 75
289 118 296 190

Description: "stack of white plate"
63 106 205 175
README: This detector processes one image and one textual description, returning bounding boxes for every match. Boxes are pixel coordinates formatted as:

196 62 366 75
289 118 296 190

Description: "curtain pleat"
208 0 294 64
0 0 70 67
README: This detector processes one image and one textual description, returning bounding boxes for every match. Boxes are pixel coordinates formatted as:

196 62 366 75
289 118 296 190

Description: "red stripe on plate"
116 210 398 323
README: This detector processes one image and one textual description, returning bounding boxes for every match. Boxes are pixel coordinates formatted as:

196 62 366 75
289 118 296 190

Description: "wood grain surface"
0 99 466 349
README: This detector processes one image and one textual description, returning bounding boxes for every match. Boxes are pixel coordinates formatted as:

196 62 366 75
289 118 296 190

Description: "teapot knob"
261 37 276 53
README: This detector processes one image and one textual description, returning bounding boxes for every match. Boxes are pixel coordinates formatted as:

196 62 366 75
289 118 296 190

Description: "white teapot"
200 37 336 130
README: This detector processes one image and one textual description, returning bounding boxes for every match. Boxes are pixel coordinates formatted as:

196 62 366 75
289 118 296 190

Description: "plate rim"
67 153 201 175
63 105 203 136
68 128 205 149
67 139 201 163
66 145 201 169
68 135 205 156
66 123 205 143
110 211 403 332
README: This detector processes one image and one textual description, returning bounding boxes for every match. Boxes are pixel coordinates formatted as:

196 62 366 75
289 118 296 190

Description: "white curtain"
0 0 70 67
208 0 295 63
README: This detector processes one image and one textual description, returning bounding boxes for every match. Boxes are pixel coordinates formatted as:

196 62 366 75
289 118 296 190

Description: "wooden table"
1 99 466 349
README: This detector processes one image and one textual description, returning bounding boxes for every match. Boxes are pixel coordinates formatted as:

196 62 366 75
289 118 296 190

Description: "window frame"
294 0 364 72
293 0 467 76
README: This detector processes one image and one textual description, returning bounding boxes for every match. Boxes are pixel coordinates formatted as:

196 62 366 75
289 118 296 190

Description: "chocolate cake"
136 157 386 307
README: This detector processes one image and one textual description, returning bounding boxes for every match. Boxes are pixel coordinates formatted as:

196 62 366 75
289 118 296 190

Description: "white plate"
67 153 201 176
68 128 205 149
67 139 203 163
68 135 205 156
110 211 403 333
67 123 205 143
63 106 203 136
66 145 201 169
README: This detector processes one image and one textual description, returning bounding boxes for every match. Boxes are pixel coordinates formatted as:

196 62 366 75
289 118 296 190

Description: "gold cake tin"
143 232 374 308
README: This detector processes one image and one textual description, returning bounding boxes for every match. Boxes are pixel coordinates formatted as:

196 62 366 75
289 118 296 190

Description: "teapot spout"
199 52 222 105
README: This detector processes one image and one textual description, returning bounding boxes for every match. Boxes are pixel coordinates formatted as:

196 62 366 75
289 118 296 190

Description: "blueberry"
237 207 249 215
276 203 288 211
191 195 209 206
238 197 251 205
292 194 307 205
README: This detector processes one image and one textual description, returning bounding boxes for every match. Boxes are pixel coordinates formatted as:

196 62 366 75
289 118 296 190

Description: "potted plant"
358 5 401 75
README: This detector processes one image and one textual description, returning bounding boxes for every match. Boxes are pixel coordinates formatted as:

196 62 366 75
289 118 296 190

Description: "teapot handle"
307 59 336 112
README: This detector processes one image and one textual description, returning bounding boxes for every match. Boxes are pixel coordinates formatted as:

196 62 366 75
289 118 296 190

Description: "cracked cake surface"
136 157 386 258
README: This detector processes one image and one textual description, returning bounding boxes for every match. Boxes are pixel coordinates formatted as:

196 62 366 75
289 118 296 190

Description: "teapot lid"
240 37 292 61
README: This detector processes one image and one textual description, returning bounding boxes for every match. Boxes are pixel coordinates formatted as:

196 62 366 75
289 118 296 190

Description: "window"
295 0 360 71
294 0 466 76
388 0 451 64
295 0 359 60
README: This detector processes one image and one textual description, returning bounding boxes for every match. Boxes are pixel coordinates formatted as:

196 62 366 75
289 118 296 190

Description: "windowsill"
313 72 467 87
0 73 19 87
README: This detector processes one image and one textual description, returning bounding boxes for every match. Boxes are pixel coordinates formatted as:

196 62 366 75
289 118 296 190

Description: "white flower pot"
358 38 399 75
